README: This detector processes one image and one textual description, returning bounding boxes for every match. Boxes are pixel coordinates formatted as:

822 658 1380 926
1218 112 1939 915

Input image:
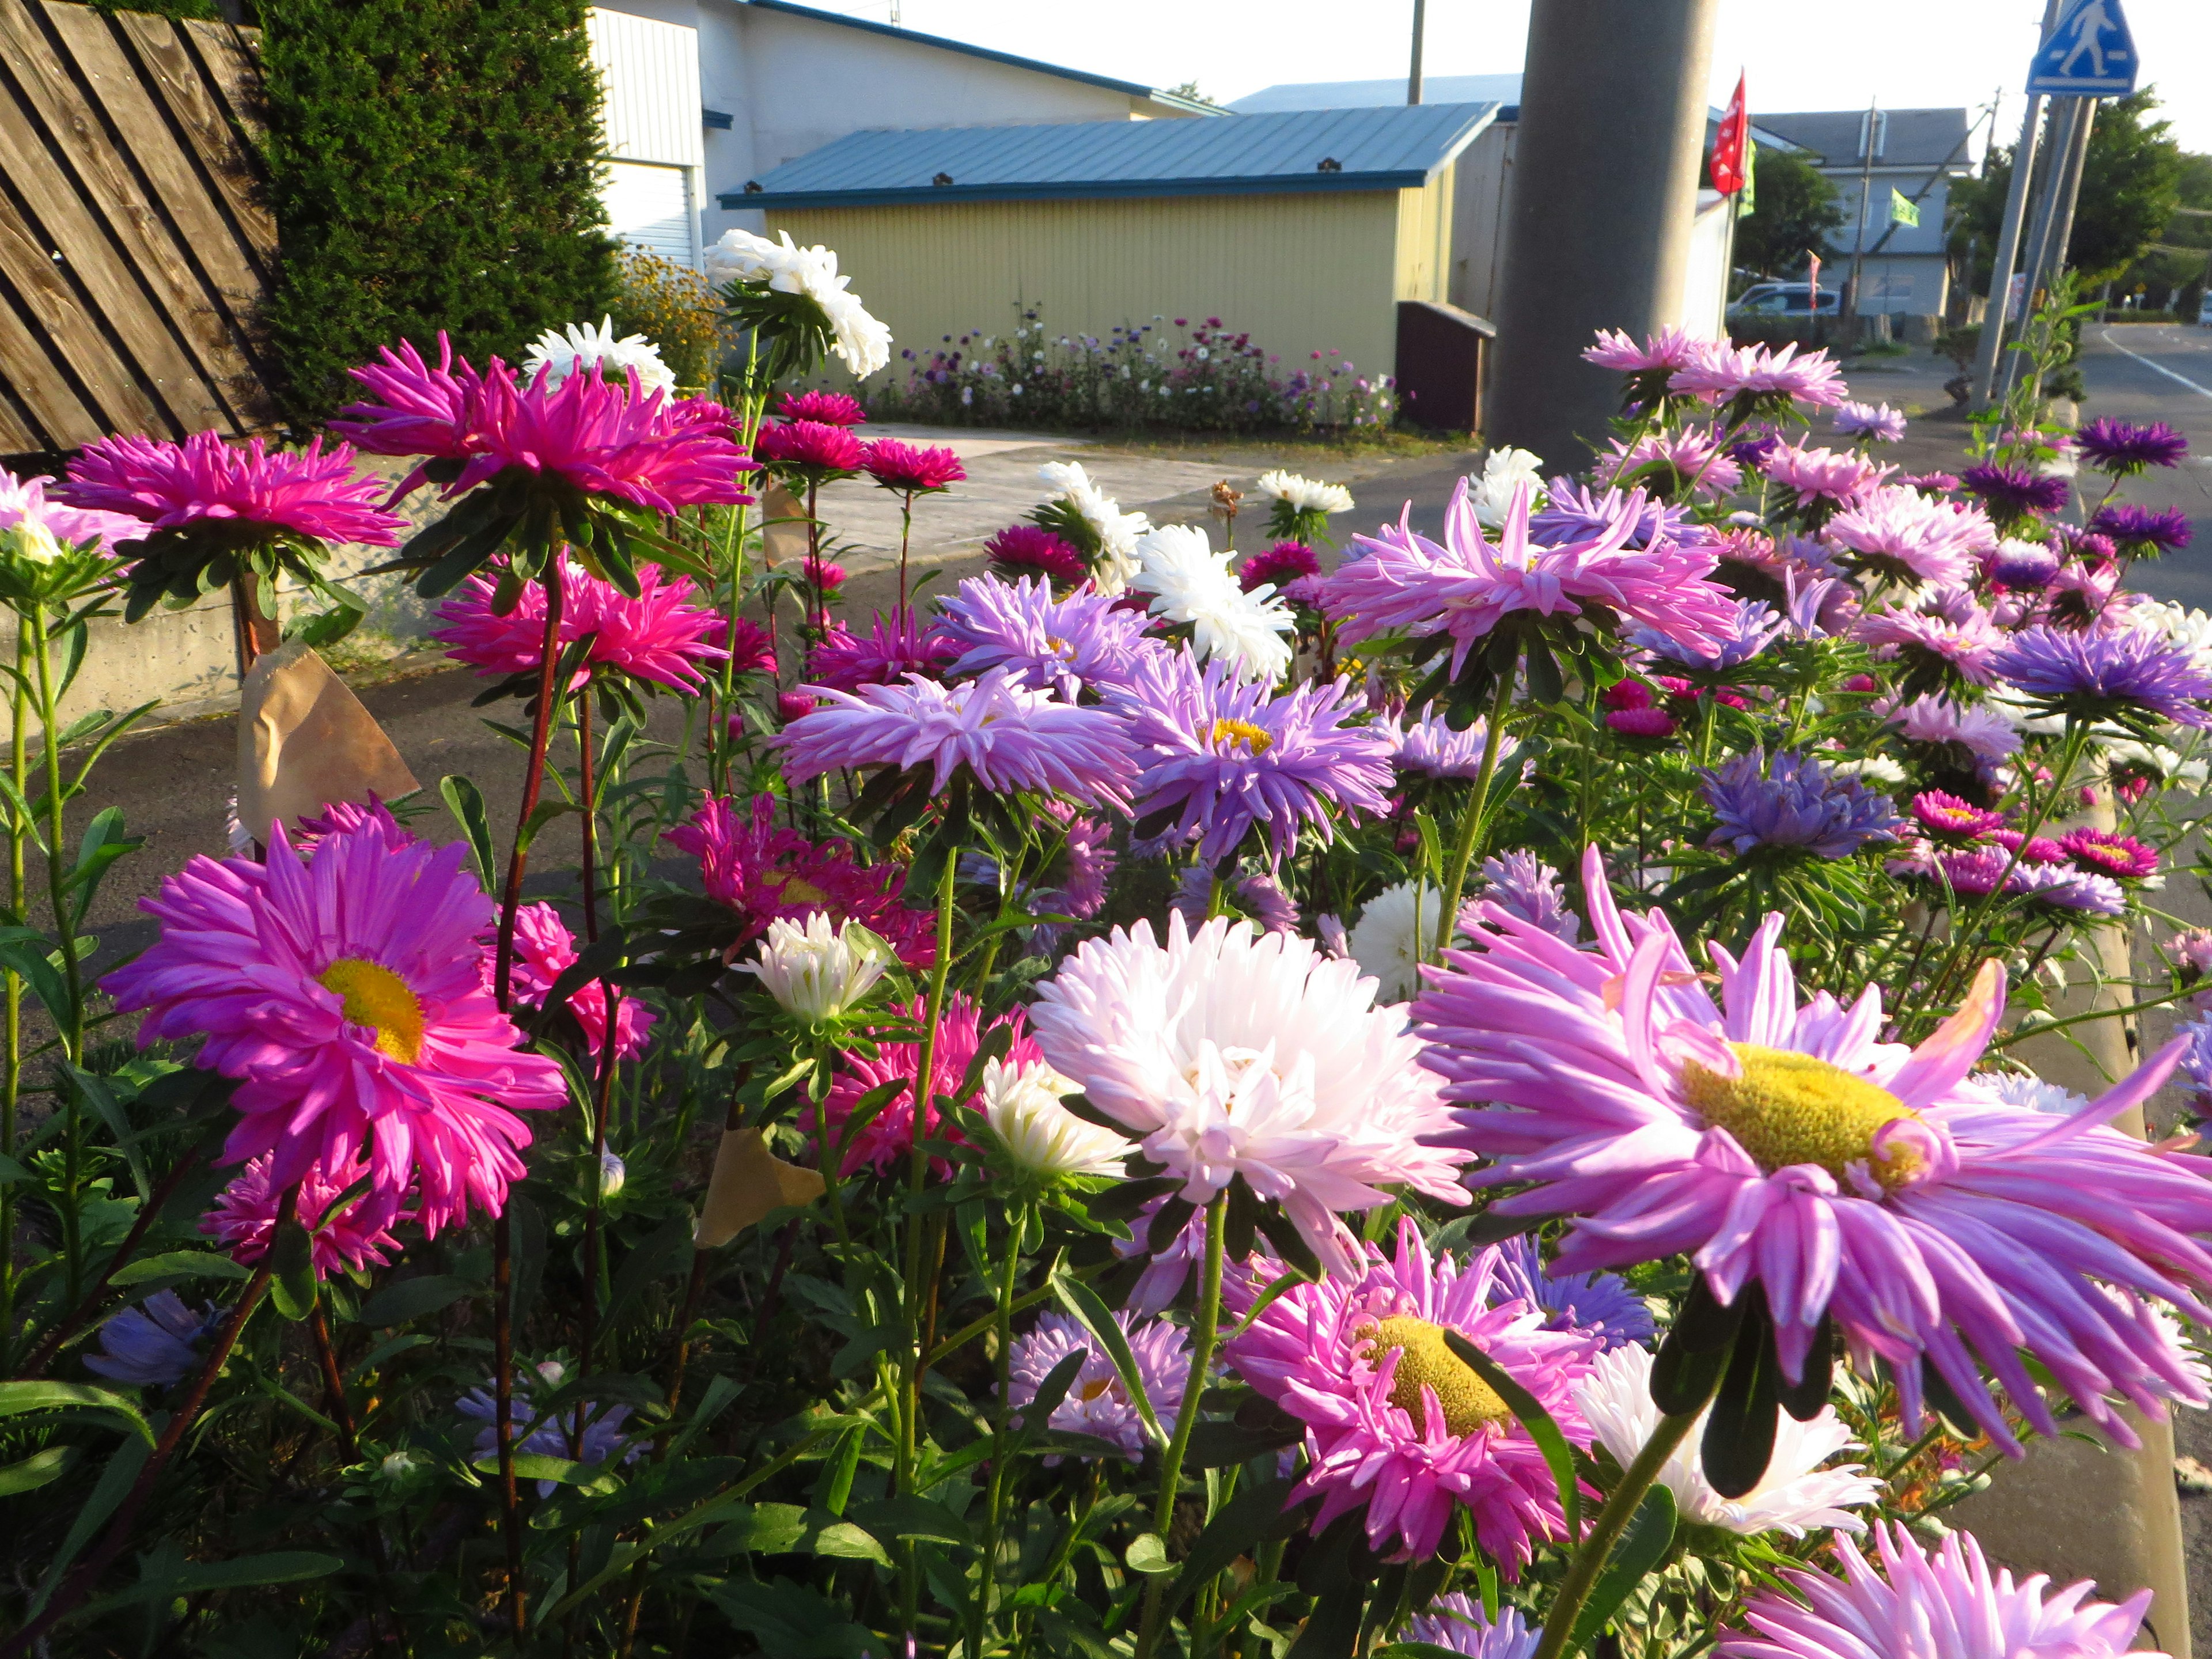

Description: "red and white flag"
1710 73 1749 195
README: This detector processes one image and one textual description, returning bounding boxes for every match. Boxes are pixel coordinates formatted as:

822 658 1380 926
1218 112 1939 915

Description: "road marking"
2099 327 2212 400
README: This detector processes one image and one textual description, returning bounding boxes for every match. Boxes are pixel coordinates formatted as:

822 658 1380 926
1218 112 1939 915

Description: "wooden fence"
0 0 276 456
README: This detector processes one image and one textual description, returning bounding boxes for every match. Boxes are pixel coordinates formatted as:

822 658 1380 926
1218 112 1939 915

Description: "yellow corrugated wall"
769 190 1422 385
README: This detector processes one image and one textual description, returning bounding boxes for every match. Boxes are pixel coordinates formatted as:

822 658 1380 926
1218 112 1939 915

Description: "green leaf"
355 1273 472 1327
720 1502 893 1566
471 1453 623 1494
1443 1329 1580 1542
1165 1474 1296 1611
109 1251 253 1287
0 1381 154 1445
1566 1484 1677 1656
286 601 366 650
594 1214 694 1344
847 1494 974 1548
0 937 70 1028
516 798 584 858
1124 1532 1171 1575
440 775 498 892
0 1446 70 1497
267 1218 317 1321
65 1066 147 1203
1051 1270 1165 1448
0 1152 30 1184
1702 1290 1781 1500
65 1551 342 1623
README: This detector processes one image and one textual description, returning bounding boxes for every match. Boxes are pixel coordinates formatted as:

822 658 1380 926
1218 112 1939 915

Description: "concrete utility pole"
1408 0 1427 105
1998 94 2096 402
1487 0 1719 471
1972 0 2065 406
1842 98 1880 339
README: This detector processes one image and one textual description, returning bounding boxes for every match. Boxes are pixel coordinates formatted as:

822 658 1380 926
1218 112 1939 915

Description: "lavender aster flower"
1833 400 1907 443
2089 503 2194 556
1476 850 1580 944
1169 865 1300 937
2075 417 2187 476
84 1290 221 1387
1960 463 2069 525
806 609 960 691
1699 748 1902 858
935 573 1157 698
459 1366 641 1495
1008 1309 1192 1462
1491 1234 1653 1349
1990 622 2212 729
1529 480 1702 549
1403 1596 1540 1659
778 668 1138 809
1388 711 1515 781
1633 596 1787 671
2012 862 2126 915
1112 650 1392 865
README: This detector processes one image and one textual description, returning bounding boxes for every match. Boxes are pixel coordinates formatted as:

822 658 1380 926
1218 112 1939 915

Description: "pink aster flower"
1668 339 1847 408
1910 790 2004 838
2061 825 2158 881
775 389 867 427
63 432 407 547
776 668 1137 810
716 613 778 677
1885 695 2020 764
202 1152 406 1278
1824 486 1994 586
1321 478 1737 676
1583 325 1703 374
433 557 726 694
0 468 147 553
500 901 656 1060
1853 607 2002 686
1600 429 1742 499
1239 539 1320 593
863 437 965 493
805 608 961 691
820 993 1040 1175
1415 846 2212 1453
1028 914 1472 1278
663 793 933 968
1008 1310 1192 1462
1222 1218 1600 1567
1719 1522 2164 1659
1987 828 2065 865
101 813 569 1238
1760 441 1892 510
985 523 1089 587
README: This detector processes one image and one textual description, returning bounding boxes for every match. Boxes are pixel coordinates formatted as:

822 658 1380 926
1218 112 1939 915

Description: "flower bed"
0 234 2206 1659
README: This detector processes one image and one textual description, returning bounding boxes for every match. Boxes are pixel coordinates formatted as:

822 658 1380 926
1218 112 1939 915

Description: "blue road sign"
2027 0 2138 97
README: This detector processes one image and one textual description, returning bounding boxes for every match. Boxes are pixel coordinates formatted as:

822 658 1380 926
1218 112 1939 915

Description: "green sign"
1737 138 1757 217
1889 187 1921 228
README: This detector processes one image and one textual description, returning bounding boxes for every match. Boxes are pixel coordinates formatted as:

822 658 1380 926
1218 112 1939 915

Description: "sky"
809 0 2212 157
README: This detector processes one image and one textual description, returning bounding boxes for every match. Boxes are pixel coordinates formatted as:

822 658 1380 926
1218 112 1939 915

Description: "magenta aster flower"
1322 479 1737 675
1833 400 1907 443
1605 704 1676 737
935 573 1158 698
332 335 485 468
466 363 756 514
433 558 727 694
716 613 779 677
1910 790 2005 838
63 431 407 547
1719 1522 2163 1659
1824 487 1993 586
202 1152 406 1278
663 793 932 967
984 523 1089 586
805 608 961 691
101 813 569 1238
1111 649 1392 865
820 993 1040 1175
1987 828 2065 864
1667 340 1846 408
775 389 867 427
862 437 965 493
1238 539 1319 593
1007 1310 1192 1462
1991 622 2212 728
802 554 846 594
1600 429 1742 499
0 468 147 553
501 901 656 1060
753 418 866 479
777 668 1137 809
1760 441 1890 510
2074 416 2186 476
2060 825 2158 881
1404 1595 1539 1659
2088 502 2192 555
1960 463 2068 526
1222 1219 1600 1567
1415 847 2212 1452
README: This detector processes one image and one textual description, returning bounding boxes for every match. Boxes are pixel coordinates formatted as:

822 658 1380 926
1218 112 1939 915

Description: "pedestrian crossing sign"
2027 0 2137 97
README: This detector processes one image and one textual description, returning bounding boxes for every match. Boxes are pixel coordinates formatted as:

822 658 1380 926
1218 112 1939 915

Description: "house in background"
734 103 1499 418
1753 108 1973 317
586 0 1214 267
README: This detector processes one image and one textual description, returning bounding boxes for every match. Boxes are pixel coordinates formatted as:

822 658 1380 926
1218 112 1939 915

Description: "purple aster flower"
2012 862 2126 915
1832 400 1907 443
84 1290 221 1387
1987 538 2061 590
459 1366 641 1496
1698 748 1902 858
935 573 1157 699
1323 479 1737 675
2074 416 2187 476
1474 851 1580 944
1529 480 1702 549
1404 1595 1540 1659
1007 1310 1192 1462
1960 463 2069 526
1990 622 2212 729
1111 649 1393 865
2179 1012 2212 1105
1727 432 1781 472
1239 540 1320 593
777 668 1138 809
1633 596 1787 671
2088 503 2193 556
1388 711 1515 781
1169 865 1300 937
806 609 961 692
1490 1234 1654 1350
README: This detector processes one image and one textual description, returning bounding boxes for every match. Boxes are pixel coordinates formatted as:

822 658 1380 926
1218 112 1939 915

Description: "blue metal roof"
722 102 1499 211
741 1 1220 118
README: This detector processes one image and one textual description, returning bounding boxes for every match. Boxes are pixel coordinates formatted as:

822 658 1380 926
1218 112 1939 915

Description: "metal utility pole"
1408 0 1427 105
1972 0 2064 406
1487 0 1719 471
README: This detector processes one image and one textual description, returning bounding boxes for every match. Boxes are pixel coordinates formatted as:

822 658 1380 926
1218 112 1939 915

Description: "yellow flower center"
316 957 425 1065
1679 1043 1921 1188
760 869 830 906
1046 635 1075 658
1210 718 1274 756
1077 1377 1115 1402
1361 1316 1512 1436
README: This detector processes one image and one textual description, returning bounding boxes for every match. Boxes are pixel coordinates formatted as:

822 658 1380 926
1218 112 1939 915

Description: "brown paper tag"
236 639 421 844
762 482 809 567
695 1127 826 1248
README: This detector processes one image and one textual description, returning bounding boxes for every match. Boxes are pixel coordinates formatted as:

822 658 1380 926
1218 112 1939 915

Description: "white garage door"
602 160 696 268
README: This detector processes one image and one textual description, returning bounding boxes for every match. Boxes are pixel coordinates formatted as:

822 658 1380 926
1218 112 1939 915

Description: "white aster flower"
1131 524 1293 681
1575 1344 1883 1537
2103 735 2209 789
1037 461 1152 590
1346 878 1461 1002
1 521 62 566
981 1057 1132 1179
740 912 891 1024
1466 446 1548 529
521 316 676 396
2130 598 2212 672
597 1150 627 1198
1254 469 1354 516
704 228 892 378
1027 914 1474 1278
1825 753 1907 785
1970 1070 2090 1116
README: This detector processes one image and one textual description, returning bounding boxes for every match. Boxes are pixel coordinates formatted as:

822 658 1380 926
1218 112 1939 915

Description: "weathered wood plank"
40 0 272 421
180 17 263 154
0 187 153 443
110 10 273 262
0 283 68 450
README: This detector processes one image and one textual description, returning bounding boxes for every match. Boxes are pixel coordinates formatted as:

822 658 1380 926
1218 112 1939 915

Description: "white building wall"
1446 122 1515 319
1676 190 1734 338
588 6 707 266
1821 171 1956 315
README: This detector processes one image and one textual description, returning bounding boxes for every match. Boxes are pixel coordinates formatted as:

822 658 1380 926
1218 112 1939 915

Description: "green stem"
969 1202 1027 1659
29 607 81 1059
1134 1192 1228 1659
1430 668 1517 965
1529 1404 1708 1659
0 618 25 1368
